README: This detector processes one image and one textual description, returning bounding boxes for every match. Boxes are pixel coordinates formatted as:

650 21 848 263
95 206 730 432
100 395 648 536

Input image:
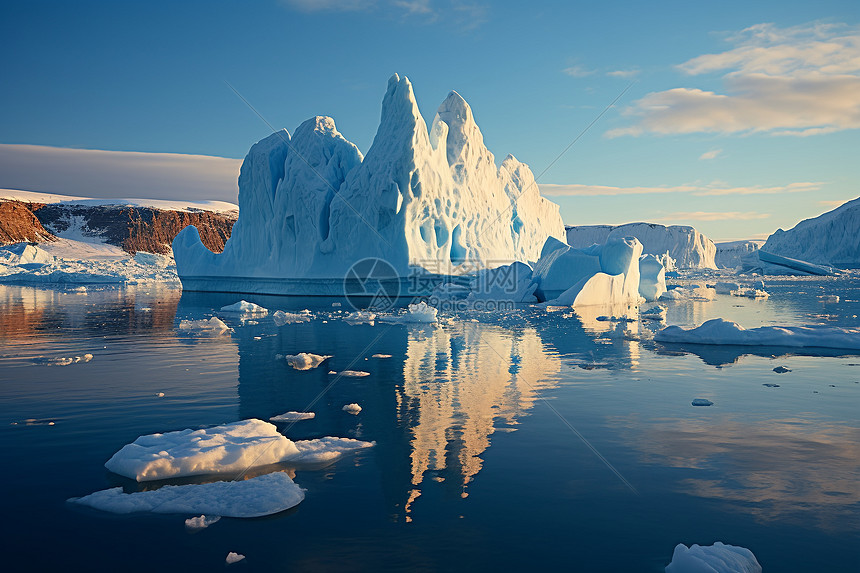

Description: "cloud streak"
655 211 771 222
609 22 860 137
539 180 822 197
0 144 241 203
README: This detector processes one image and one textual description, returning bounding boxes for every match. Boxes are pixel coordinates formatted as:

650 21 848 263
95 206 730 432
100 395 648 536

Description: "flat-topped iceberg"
665 541 761 573
656 318 860 350
174 75 565 295
104 419 374 481
69 471 304 518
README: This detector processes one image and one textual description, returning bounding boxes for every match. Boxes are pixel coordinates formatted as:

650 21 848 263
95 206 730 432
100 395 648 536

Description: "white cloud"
563 65 595 78
656 211 771 222
699 148 722 160
539 180 822 197
610 22 860 137
279 0 373 12
607 69 639 78
0 144 240 203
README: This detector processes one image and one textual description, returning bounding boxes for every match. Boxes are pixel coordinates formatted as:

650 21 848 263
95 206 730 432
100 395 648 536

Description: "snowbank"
69 471 304 518
656 318 860 350
665 542 761 573
104 419 374 481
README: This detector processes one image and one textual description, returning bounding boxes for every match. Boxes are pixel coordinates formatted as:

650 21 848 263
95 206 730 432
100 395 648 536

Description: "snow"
276 353 331 370
269 411 315 422
226 552 246 565
342 403 362 414
691 399 714 407
185 515 221 530
638 254 667 301
178 317 233 335
715 240 764 269
762 196 860 267
69 472 303 518
220 300 268 316
272 309 312 326
104 419 373 481
656 318 860 350
1 188 238 213
665 542 761 573
174 75 565 294
533 236 644 307
565 222 717 270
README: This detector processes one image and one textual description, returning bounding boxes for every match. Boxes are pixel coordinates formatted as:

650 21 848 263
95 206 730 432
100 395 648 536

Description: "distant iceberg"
174 75 565 295
656 318 860 350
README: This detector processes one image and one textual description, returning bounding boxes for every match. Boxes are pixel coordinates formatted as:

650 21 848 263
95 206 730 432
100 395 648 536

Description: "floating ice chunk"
104 419 374 481
156 392 165 398
735 288 769 299
656 318 860 350
641 306 666 321
399 301 438 323
691 399 713 407
226 552 245 565
342 403 362 414
185 514 221 530
331 370 370 377
178 317 233 335
638 254 667 301
33 353 93 366
273 309 312 326
665 541 761 573
714 282 740 294
70 472 304 518
772 366 791 373
345 311 376 324
269 411 315 422
276 353 332 370
371 354 392 358
220 300 268 316
818 295 840 303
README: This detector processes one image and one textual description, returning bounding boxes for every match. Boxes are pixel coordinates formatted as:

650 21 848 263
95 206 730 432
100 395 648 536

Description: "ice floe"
272 309 312 326
269 411 315 422
342 403 362 414
32 353 93 366
345 310 376 324
185 514 221 530
656 318 860 350
226 552 246 565
220 300 268 316
691 399 714 407
665 541 761 573
69 471 304 518
178 317 233 335
371 353 392 358
331 370 370 377
104 419 374 481
276 353 332 370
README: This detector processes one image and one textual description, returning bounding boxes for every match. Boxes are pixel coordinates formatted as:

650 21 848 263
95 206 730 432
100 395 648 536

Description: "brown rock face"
0 201 56 245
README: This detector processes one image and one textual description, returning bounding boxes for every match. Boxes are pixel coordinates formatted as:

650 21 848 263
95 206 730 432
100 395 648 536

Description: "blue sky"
1 0 858 241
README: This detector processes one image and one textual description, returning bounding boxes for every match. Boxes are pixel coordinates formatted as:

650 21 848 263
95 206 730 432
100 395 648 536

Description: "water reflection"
614 415 860 531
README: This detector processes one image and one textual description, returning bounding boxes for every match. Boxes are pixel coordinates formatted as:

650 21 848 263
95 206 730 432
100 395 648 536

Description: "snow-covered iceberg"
665 541 761 573
174 75 565 295
69 471 304 518
104 419 374 481
565 222 717 270
655 318 860 350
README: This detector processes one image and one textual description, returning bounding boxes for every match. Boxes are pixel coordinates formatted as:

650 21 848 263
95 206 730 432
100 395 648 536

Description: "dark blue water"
1 279 858 571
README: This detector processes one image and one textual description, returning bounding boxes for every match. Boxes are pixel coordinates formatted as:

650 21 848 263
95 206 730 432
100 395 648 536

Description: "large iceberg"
655 318 860 350
762 196 860 268
105 419 374 481
565 223 717 270
174 75 565 294
714 240 764 269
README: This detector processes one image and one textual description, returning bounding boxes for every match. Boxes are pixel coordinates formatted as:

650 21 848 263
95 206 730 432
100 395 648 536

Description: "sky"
1 0 858 241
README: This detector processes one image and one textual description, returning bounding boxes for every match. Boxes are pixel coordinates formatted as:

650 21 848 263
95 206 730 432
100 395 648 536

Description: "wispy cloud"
699 148 722 160
655 211 771 222
280 0 486 28
539 180 822 197
563 65 595 78
607 69 639 78
609 22 860 137
280 0 373 12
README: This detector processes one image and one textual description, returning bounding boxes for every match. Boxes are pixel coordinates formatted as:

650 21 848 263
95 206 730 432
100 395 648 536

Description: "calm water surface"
1 278 858 571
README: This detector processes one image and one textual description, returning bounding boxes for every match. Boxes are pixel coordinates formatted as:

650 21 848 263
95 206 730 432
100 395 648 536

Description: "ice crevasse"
174 74 566 295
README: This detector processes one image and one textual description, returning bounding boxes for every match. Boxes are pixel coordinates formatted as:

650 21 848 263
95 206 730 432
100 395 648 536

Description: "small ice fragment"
332 302 342 307
665 541 761 573
332 370 370 377
278 353 332 370
184 514 221 530
156 392 165 398
371 354 392 359
246 320 259 326
818 295 840 303
342 403 362 414
762 383 780 388
220 300 268 316
345 311 376 324
691 398 713 406
226 552 245 564
270 411 315 422
178 317 233 335
773 366 791 373
273 310 312 326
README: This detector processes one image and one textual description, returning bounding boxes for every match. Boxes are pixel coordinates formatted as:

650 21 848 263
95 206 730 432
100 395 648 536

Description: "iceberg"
638 254 666 301
226 553 246 565
185 514 221 530
269 411 315 422
69 472 304 518
466 260 537 303
276 353 332 370
174 75 565 295
656 318 860 350
178 317 233 335
272 309 312 325
565 222 717 269
104 419 374 481
342 403 362 414
665 541 761 573
715 240 764 269
220 300 268 316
